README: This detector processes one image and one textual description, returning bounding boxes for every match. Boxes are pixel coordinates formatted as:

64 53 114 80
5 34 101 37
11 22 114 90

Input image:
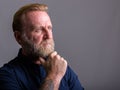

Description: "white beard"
21 33 55 58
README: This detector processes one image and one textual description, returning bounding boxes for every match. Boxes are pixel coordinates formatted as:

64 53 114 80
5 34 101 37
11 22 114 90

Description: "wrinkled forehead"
21 11 52 27
23 11 50 20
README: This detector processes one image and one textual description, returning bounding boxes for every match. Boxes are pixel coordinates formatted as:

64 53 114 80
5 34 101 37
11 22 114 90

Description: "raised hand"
38 51 68 90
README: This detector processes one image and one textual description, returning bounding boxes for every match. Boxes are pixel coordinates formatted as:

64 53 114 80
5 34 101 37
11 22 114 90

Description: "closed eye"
33 27 43 33
48 26 52 31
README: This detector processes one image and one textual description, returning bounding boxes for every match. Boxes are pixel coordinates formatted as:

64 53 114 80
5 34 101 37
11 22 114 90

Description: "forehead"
22 11 52 25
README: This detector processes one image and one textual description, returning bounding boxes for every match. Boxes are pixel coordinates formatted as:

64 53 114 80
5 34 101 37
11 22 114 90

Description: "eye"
34 27 43 33
35 29 41 32
48 26 52 31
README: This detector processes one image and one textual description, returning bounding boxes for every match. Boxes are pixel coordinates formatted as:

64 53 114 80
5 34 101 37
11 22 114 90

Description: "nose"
43 28 53 39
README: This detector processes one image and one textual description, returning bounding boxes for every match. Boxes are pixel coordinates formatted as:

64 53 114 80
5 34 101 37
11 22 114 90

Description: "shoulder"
0 56 19 72
0 59 20 89
0 58 16 72
0 56 24 83
0 57 29 90
0 57 19 80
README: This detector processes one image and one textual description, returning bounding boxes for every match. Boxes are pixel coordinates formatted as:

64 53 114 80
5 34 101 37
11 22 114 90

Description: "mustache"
41 39 54 44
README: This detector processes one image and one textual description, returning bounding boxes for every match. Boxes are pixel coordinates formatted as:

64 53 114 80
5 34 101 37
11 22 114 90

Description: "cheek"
25 32 43 44
32 34 43 44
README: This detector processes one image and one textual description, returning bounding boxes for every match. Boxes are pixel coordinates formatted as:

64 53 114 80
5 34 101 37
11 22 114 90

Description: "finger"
50 51 57 58
39 57 46 65
61 57 67 65
54 54 60 60
61 57 64 60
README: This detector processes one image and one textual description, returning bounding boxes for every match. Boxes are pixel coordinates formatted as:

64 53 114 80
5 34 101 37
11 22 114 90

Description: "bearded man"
0 3 84 90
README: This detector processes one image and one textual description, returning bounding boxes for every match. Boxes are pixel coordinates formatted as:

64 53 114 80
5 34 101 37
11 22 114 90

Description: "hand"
40 51 67 81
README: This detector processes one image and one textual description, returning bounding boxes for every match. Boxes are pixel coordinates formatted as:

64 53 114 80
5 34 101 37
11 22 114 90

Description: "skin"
14 11 68 90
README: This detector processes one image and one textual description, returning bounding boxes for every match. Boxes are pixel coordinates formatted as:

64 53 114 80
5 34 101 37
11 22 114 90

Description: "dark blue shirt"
0 49 84 90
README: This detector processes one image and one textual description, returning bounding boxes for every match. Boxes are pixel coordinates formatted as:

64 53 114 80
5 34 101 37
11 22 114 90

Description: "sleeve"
67 66 84 90
0 66 21 90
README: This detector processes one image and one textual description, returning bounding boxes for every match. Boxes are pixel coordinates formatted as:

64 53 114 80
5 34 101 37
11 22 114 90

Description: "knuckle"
64 60 67 65
55 54 60 59
50 51 57 58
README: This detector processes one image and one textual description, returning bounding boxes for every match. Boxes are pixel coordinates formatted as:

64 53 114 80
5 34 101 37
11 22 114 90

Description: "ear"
14 31 22 45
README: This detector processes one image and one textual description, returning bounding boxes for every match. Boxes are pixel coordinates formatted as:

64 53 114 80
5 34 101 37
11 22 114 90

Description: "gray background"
0 0 120 90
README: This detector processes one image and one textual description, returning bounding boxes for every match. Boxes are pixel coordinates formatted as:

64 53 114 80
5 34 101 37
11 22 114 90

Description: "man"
0 3 84 90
